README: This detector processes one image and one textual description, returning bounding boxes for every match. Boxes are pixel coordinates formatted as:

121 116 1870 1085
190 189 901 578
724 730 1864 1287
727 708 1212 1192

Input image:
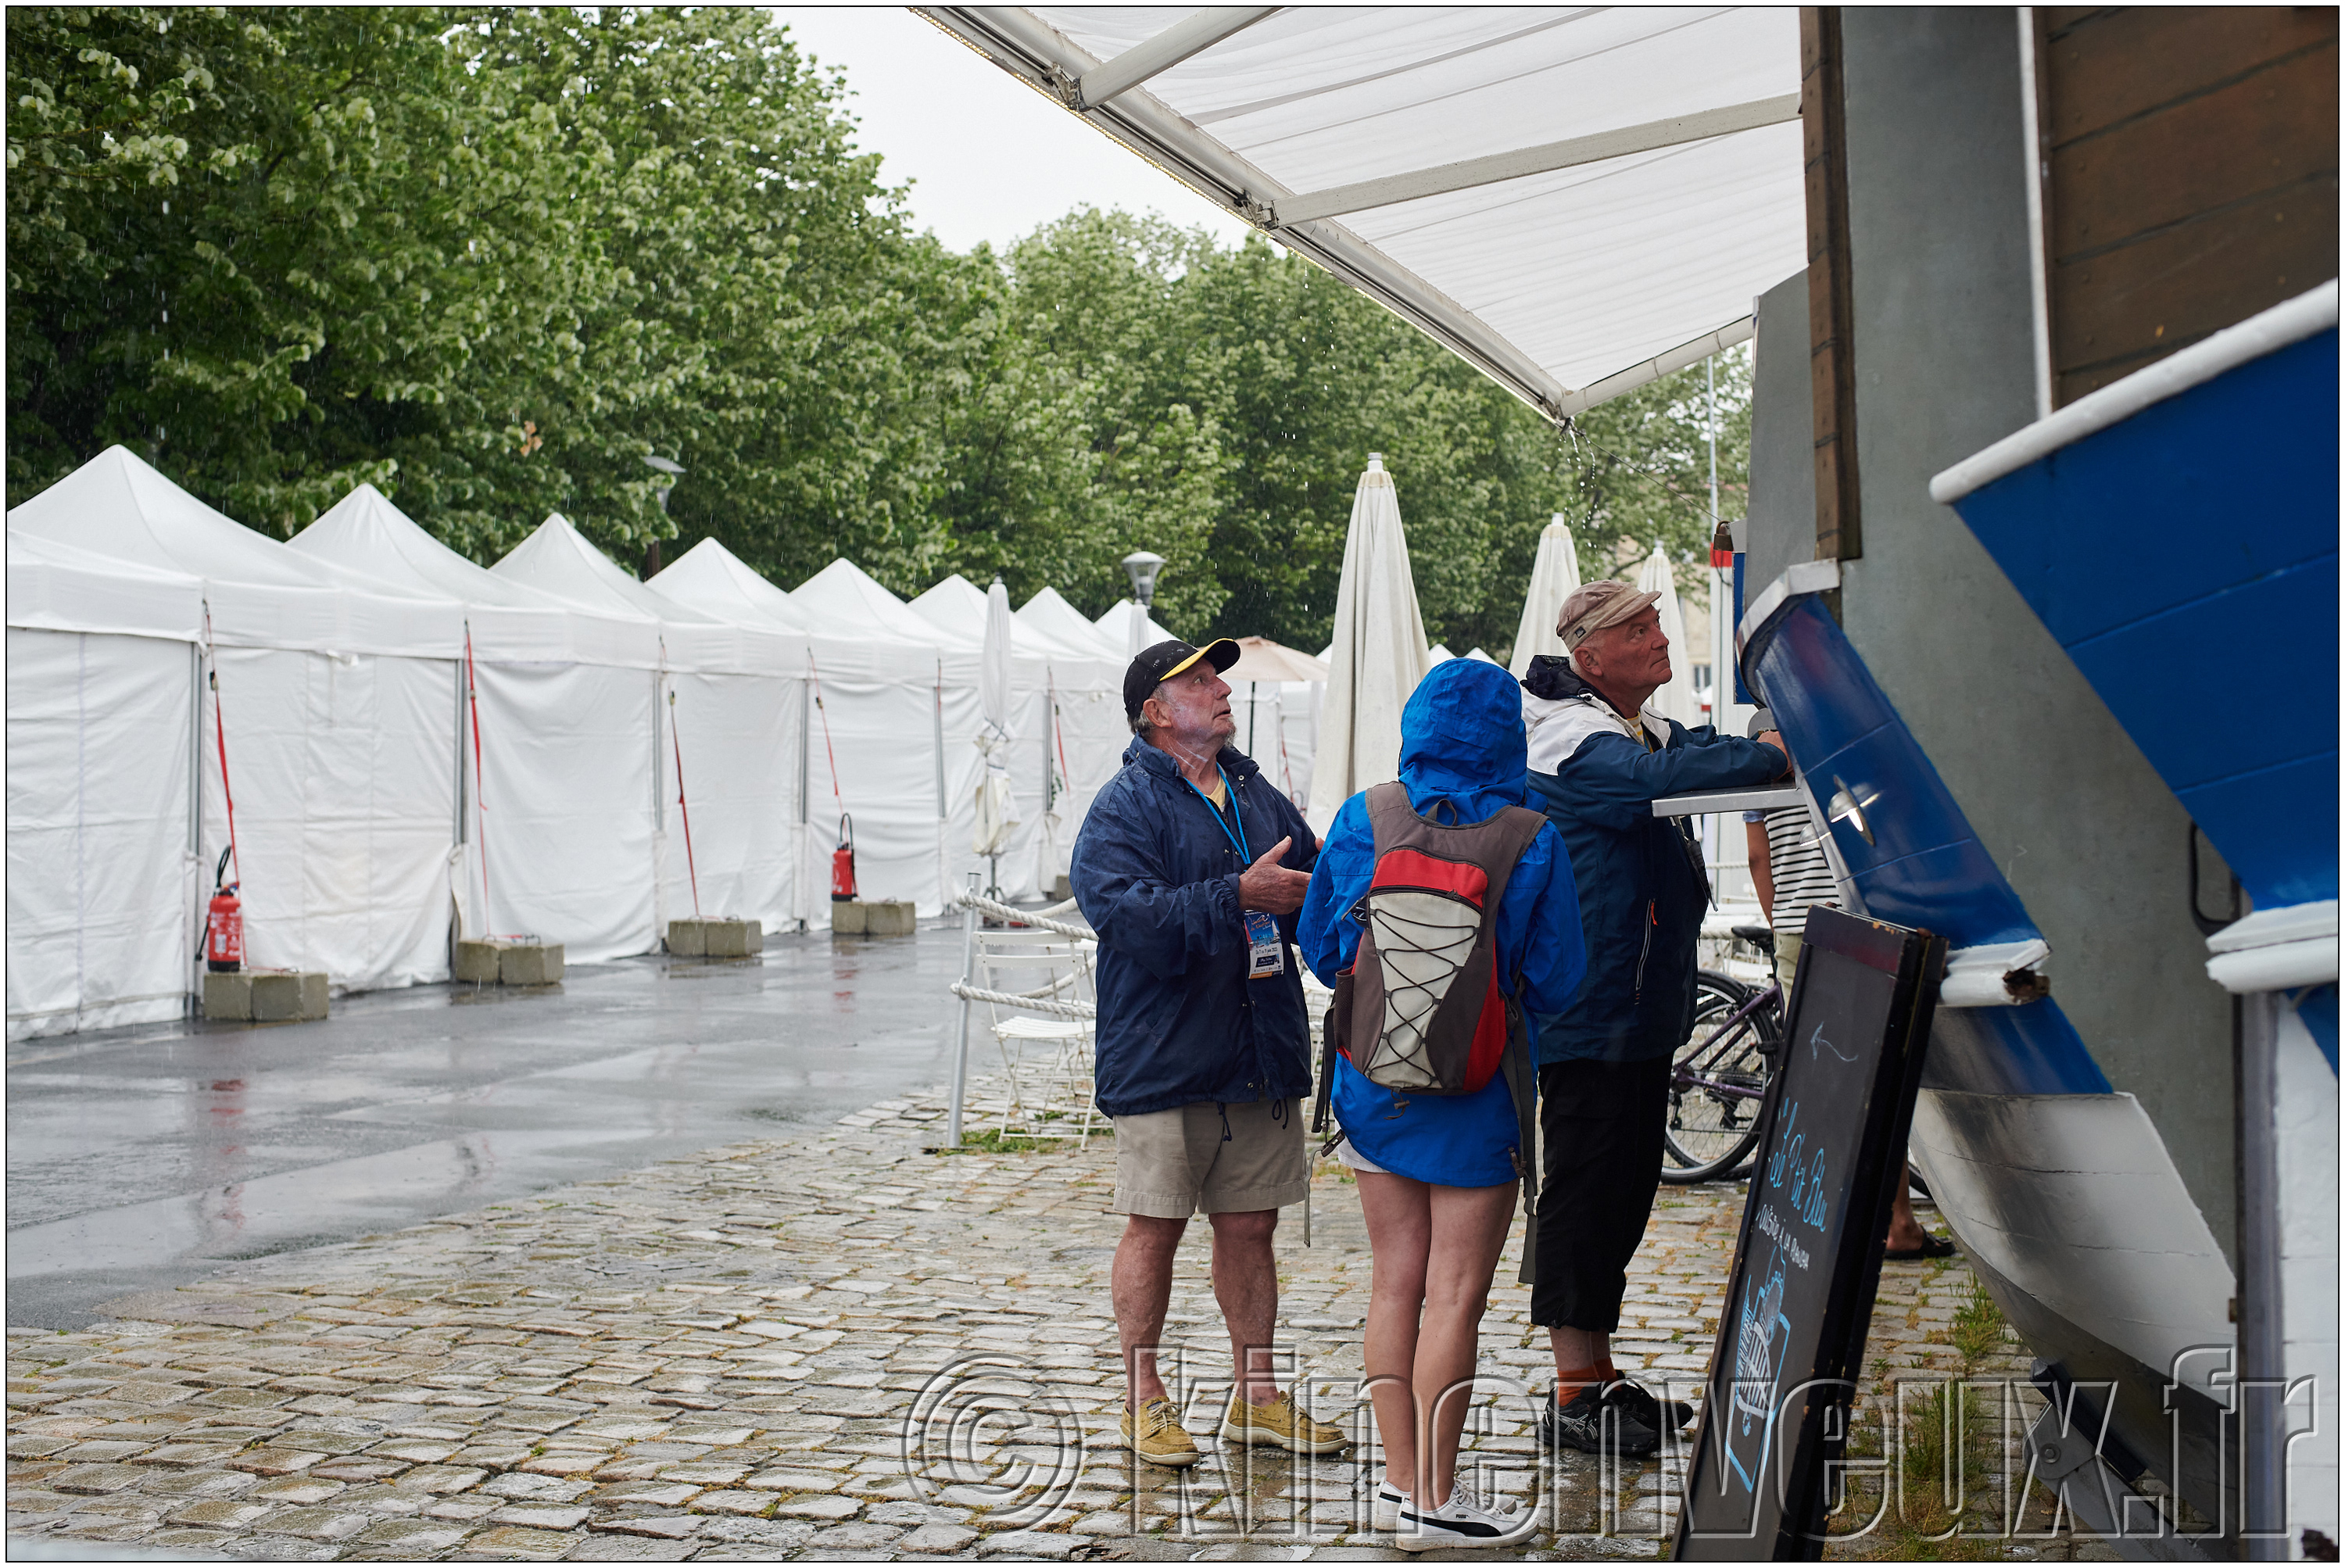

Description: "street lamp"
641 454 684 578
1122 550 1165 608
1121 550 1166 657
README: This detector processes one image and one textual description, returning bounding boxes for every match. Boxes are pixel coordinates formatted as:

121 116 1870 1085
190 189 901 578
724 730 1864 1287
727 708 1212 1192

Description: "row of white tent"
5 446 1327 1040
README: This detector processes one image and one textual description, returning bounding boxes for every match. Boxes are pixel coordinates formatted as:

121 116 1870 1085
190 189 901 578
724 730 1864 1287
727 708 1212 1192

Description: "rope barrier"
948 981 1096 1021
951 890 1094 940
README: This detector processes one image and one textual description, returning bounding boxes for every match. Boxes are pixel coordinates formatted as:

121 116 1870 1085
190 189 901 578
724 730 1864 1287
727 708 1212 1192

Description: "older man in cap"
1520 580 1789 1457
1072 637 1347 1469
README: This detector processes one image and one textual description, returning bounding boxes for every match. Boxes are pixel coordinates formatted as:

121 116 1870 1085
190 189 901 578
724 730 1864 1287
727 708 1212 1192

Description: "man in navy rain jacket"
1072 638 1345 1470
1520 580 1788 1457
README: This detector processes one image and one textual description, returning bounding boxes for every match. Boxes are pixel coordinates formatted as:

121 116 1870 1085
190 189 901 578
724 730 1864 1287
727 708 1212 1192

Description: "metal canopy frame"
925 4 1745 424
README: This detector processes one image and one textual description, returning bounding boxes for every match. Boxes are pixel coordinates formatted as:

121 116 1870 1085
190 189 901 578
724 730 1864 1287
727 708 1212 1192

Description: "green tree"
1562 345 1752 592
5 5 969 577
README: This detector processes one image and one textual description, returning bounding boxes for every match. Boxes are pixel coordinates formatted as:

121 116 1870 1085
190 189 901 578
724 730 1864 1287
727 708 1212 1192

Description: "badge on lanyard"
1244 909 1284 979
1186 766 1283 979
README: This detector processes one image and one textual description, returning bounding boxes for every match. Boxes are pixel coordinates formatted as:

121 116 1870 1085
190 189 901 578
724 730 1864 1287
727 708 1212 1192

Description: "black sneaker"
1605 1376 1694 1434
1537 1383 1660 1457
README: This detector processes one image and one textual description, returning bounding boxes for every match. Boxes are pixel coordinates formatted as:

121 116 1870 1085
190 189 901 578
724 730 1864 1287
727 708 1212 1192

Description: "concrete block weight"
455 938 564 986
833 900 915 936
202 970 328 1022
499 943 563 986
706 918 762 957
667 918 762 957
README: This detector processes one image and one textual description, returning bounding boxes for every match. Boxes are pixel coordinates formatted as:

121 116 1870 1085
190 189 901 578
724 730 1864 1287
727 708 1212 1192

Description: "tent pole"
934 660 948 908
798 671 811 933
946 870 980 1149
188 639 203 1017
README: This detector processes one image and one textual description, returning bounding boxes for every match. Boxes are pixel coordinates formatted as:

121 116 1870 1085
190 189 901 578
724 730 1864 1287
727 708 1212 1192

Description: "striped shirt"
1761 804 1838 935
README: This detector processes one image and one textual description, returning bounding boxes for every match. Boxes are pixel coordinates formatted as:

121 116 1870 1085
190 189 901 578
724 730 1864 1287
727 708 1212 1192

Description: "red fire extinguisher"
205 846 243 972
831 814 857 903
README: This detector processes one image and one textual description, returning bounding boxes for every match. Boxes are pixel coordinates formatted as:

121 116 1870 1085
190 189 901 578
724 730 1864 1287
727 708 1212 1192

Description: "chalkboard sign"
1674 905 1946 1560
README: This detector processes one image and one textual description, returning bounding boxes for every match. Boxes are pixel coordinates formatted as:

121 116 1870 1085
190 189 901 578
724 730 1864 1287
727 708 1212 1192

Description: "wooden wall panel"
2039 7 2339 406
1802 6 1861 564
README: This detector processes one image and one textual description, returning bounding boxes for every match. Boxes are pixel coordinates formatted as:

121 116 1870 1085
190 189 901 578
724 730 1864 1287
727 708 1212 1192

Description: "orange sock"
1598 1359 1620 1384
1556 1363 1606 1403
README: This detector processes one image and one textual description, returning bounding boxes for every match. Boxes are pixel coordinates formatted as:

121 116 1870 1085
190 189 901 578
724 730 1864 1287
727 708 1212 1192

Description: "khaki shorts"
1112 1097 1308 1218
1776 929 1805 993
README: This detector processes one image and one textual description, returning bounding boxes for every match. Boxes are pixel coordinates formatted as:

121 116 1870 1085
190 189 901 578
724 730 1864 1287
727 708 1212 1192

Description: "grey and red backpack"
1313 782 1547 1226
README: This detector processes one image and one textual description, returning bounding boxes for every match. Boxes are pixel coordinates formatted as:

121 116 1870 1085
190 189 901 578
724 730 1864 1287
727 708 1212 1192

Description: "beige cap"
1556 580 1662 653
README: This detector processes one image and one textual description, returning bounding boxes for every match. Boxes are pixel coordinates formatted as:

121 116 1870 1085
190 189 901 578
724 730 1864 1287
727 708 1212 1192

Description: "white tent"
293 487 665 961
1308 456 1433 830
6 532 206 1039
1638 542 1701 731
793 559 975 915
911 574 1127 900
1017 585 1125 661
11 448 464 997
489 515 804 957
1510 515 1584 675
927 8 1803 421
1223 637 1326 816
1096 598 1179 657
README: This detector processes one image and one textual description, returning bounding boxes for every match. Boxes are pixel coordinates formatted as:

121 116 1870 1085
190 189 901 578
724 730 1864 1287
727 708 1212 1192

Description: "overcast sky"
772 7 1252 254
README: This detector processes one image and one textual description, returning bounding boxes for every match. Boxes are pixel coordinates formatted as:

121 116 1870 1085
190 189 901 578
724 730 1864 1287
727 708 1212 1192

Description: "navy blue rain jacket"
1520 655 1786 1065
1072 738 1318 1118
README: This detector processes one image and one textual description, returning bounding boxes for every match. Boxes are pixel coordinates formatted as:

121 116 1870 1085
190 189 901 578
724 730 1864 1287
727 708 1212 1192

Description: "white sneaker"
1394 1482 1540 1552
1370 1468 1409 1531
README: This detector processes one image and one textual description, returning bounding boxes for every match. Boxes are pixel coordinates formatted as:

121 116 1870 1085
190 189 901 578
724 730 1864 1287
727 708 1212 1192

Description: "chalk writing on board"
1754 1201 1812 1271
1726 1250 1792 1493
1764 1101 1832 1232
1807 1022 1858 1063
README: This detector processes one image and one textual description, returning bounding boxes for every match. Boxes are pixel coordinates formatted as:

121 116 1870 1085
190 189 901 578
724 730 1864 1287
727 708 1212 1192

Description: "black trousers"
1529 1055 1673 1333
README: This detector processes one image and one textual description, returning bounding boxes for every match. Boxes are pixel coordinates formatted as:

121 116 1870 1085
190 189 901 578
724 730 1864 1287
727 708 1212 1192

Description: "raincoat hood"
1398 657 1529 820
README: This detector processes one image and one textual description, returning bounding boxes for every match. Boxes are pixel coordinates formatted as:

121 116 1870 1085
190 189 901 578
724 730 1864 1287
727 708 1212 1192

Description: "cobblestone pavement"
6 1074 2105 1561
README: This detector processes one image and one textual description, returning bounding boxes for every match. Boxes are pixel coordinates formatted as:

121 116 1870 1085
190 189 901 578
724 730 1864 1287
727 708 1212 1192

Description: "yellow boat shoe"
1219 1388 1351 1454
1120 1397 1202 1468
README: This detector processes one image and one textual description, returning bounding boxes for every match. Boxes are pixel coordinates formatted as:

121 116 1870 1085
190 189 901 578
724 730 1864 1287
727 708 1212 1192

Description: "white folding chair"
969 926 1099 1142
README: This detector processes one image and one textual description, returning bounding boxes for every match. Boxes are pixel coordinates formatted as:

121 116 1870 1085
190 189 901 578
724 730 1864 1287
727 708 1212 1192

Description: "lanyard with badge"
1185 766 1284 979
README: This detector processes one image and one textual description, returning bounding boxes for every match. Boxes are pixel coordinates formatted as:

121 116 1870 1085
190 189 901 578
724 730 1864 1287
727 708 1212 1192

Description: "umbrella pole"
946 871 979 1149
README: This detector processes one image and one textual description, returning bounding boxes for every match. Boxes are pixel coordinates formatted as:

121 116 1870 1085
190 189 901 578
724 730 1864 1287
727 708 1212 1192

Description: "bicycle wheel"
1660 969 1781 1183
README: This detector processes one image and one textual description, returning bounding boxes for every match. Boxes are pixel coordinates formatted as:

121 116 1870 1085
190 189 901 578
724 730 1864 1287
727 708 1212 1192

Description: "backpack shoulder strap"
1362 781 1416 857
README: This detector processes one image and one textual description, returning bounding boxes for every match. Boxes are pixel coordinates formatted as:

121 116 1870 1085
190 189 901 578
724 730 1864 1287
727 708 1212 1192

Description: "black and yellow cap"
1124 637 1241 719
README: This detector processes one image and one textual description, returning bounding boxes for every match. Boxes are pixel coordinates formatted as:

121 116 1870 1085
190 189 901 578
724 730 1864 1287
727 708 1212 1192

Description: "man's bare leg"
1115 1214 1187 1410
1208 1208 1282 1406
1550 1326 1610 1392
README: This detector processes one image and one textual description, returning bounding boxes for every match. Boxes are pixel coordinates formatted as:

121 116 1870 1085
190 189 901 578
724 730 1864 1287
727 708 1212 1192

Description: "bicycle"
1660 924 1787 1183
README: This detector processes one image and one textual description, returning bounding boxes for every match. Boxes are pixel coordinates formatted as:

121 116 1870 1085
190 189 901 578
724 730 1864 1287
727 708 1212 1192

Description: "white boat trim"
1735 557 1839 656
1929 280 2340 504
2206 900 2340 995
1939 938 2052 1008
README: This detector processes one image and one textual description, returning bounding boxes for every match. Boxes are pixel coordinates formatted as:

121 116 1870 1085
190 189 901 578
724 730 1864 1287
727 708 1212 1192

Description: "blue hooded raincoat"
1072 738 1319 1119
1298 658 1588 1186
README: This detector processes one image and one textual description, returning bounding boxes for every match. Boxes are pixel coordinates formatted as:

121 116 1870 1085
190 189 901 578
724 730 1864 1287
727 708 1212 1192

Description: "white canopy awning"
921 6 1804 419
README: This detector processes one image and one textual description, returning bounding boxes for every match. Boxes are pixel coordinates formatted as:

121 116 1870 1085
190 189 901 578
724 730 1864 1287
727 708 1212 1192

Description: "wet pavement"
6 929 965 1330
4 1069 2113 1560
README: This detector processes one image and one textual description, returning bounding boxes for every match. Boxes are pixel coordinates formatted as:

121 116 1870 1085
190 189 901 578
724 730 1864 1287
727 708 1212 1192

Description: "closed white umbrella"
1638 542 1701 730
972 577 1018 875
1509 515 1584 676
1307 454 1432 832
